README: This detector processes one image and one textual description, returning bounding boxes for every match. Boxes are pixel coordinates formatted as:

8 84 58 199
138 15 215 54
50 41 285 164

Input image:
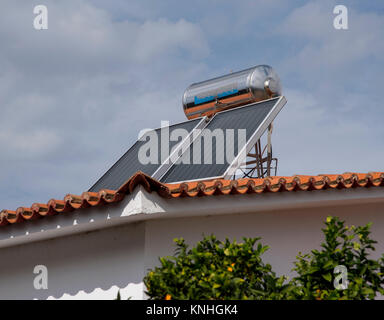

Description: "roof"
1 171 384 227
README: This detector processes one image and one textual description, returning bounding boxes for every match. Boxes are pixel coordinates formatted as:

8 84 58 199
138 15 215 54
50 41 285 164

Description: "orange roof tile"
1 171 384 227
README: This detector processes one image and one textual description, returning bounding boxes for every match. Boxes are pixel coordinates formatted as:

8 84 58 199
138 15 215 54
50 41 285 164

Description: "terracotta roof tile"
1 171 384 227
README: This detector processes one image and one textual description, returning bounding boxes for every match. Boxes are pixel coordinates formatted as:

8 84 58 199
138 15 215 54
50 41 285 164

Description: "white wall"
144 202 384 278
0 222 145 300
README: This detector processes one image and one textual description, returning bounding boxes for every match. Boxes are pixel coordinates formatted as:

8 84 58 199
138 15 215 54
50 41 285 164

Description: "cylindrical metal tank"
183 65 282 119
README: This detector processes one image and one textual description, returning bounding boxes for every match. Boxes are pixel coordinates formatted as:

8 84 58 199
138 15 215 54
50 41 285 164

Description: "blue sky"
0 0 383 210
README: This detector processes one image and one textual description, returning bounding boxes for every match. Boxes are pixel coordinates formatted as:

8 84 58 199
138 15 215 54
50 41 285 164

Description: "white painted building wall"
0 186 383 299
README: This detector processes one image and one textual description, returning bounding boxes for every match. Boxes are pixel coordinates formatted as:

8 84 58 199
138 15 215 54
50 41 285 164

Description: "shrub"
290 216 384 300
143 235 290 300
142 217 384 300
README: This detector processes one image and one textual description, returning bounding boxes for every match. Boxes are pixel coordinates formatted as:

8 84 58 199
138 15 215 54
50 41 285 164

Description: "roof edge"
1 171 384 228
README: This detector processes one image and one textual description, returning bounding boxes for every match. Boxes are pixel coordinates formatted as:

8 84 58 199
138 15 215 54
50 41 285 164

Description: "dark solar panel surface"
89 119 201 192
160 98 279 183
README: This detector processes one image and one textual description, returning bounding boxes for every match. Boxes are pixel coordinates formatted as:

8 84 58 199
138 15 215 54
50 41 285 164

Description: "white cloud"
132 18 209 61
0 0 210 209
278 1 384 68
270 1 384 178
0 130 61 157
273 89 384 176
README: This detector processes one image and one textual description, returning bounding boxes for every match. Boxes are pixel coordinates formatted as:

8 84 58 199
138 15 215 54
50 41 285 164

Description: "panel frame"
159 96 287 184
88 116 205 192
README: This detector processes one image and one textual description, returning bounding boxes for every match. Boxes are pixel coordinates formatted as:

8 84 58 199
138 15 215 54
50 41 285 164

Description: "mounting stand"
236 123 278 179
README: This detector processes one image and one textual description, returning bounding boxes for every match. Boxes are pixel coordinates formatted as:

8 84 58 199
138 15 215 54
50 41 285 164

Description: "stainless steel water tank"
183 65 282 119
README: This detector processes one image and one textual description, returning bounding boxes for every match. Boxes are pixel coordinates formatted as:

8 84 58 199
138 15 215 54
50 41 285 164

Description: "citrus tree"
142 217 384 300
290 216 384 300
144 235 292 300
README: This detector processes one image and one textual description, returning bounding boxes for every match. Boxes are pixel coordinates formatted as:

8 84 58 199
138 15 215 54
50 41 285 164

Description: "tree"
142 217 384 300
144 235 291 300
290 216 384 300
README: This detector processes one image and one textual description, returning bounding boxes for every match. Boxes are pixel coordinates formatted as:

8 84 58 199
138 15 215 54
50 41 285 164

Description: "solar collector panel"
89 118 202 192
160 97 286 183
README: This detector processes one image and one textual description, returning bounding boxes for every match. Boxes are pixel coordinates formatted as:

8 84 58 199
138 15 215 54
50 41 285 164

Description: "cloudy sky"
0 0 383 210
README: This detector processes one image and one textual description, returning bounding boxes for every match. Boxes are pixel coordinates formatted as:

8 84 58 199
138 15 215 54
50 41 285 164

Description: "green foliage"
115 290 132 300
290 216 384 300
142 217 384 300
144 235 290 300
